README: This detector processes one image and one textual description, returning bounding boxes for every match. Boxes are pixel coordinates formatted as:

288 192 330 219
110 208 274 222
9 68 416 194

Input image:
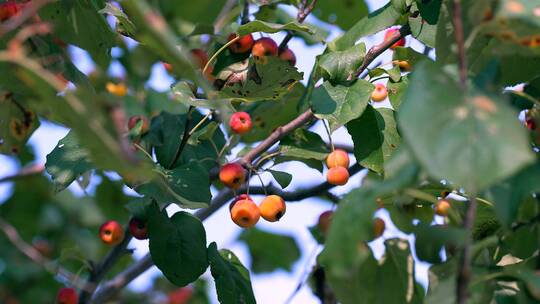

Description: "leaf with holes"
0 95 40 155
217 57 303 102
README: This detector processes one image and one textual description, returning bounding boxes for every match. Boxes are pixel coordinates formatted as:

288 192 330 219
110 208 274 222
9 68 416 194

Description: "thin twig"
348 25 412 81
278 0 318 52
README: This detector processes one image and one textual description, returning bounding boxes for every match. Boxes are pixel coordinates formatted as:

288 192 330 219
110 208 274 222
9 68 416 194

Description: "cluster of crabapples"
97 217 149 246
219 163 287 228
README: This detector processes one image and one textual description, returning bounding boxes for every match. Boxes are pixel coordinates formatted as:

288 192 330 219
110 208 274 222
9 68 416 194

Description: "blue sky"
0 1 439 302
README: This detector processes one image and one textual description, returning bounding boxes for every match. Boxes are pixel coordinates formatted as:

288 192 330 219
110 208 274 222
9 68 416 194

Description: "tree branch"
78 229 133 303
348 24 412 81
452 1 472 302
457 196 477 304
452 0 467 88
0 216 95 293
240 109 315 166
278 0 318 52
90 162 364 302
0 164 44 183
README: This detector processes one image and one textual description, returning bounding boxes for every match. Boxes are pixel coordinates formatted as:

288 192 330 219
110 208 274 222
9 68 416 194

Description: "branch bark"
452 0 467 88
452 1 473 302
0 164 44 183
240 109 315 166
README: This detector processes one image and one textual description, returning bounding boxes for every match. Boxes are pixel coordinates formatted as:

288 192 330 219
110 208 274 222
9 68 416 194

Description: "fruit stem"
403 188 439 204
321 119 334 151
203 35 240 74
132 142 154 161
369 76 390 83
254 171 268 195
254 151 281 168
188 111 213 136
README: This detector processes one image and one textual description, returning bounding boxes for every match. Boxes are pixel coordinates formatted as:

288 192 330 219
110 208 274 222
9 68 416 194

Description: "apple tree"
0 0 540 303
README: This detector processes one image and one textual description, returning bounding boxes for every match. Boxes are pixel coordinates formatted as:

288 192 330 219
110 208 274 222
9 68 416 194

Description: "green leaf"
392 47 430 69
324 239 423 304
317 43 366 84
254 6 330 46
217 57 303 102
241 84 303 143
278 129 329 161
39 1 116 68
416 0 442 24
409 13 437 48
236 20 313 36
387 75 409 109
398 60 535 191
318 187 379 277
99 2 136 36
148 111 225 170
347 106 400 173
157 0 227 25
318 170 417 278
238 228 301 273
414 224 466 264
138 162 211 209
45 131 93 192
145 89 189 115
312 0 368 30
172 81 235 113
484 161 540 227
386 65 402 82
267 169 292 189
329 1 408 51
148 203 208 287
312 80 374 132
207 242 256 304
148 112 186 168
0 95 40 155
